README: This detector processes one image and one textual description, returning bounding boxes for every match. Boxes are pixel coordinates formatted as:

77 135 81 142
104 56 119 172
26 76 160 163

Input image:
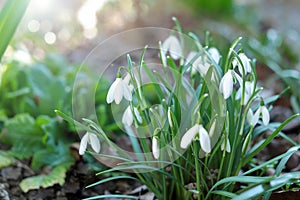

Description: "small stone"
1 167 21 181
0 183 10 200
286 154 299 170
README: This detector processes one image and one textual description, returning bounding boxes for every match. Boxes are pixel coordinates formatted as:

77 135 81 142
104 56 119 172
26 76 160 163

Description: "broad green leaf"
20 164 70 193
0 113 44 159
0 151 14 169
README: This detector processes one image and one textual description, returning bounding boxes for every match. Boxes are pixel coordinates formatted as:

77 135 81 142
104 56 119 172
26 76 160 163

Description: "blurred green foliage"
0 53 112 192
182 0 233 16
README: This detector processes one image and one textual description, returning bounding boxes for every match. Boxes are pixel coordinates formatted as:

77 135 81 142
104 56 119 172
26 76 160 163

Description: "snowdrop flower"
208 47 221 64
180 124 211 154
123 73 134 92
106 77 132 104
79 132 100 155
248 104 270 126
236 81 255 105
219 70 235 99
233 53 252 75
122 106 142 126
162 35 182 60
221 137 231 153
185 51 210 76
247 108 254 126
152 136 159 159
167 107 174 128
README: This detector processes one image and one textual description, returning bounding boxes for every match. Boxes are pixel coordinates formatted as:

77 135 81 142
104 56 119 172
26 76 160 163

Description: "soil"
0 155 141 200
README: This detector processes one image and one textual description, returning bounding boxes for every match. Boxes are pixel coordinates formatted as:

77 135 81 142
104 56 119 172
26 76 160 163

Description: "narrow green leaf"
0 0 30 61
83 194 139 200
243 113 300 165
86 175 139 188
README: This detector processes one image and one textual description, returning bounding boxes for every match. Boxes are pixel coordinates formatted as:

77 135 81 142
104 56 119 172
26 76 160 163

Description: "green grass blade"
0 0 30 61
86 175 139 188
83 194 139 200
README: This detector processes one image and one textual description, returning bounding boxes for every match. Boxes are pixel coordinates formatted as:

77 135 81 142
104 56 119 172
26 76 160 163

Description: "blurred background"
2 0 300 67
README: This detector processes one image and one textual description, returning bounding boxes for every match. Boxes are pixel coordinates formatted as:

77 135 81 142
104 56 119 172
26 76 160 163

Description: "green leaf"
0 0 30 61
20 164 69 193
83 194 139 200
0 113 44 159
86 175 139 188
243 113 300 165
0 151 14 169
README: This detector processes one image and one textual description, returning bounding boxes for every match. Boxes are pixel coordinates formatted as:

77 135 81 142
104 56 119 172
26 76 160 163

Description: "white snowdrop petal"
235 88 242 101
133 107 142 123
167 107 173 128
198 63 210 77
122 106 133 126
240 53 252 73
234 72 243 86
162 36 182 60
122 81 132 101
79 133 89 155
199 125 211 153
221 71 233 99
185 51 197 65
180 124 199 149
261 106 270 126
106 78 120 104
162 36 171 54
89 133 100 153
114 81 124 104
208 120 216 137
247 109 254 125
208 47 220 64
169 36 182 60
226 139 231 153
152 137 159 159
123 74 131 84
251 108 261 126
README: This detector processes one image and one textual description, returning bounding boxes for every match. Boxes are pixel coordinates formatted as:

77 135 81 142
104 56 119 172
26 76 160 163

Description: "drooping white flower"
248 105 270 126
180 124 199 149
219 70 234 99
236 80 255 105
180 124 211 154
162 35 182 60
185 48 220 77
233 53 252 75
122 106 142 126
221 137 231 153
251 105 270 126
247 108 254 126
152 136 159 159
198 125 211 153
123 73 134 92
106 77 132 104
79 132 100 155
208 47 221 64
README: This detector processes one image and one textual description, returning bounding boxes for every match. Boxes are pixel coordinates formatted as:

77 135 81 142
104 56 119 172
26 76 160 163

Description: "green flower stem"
223 37 242 73
193 143 202 200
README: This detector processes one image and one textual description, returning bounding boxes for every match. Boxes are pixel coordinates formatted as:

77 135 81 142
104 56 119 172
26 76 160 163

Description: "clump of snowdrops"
57 18 300 200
